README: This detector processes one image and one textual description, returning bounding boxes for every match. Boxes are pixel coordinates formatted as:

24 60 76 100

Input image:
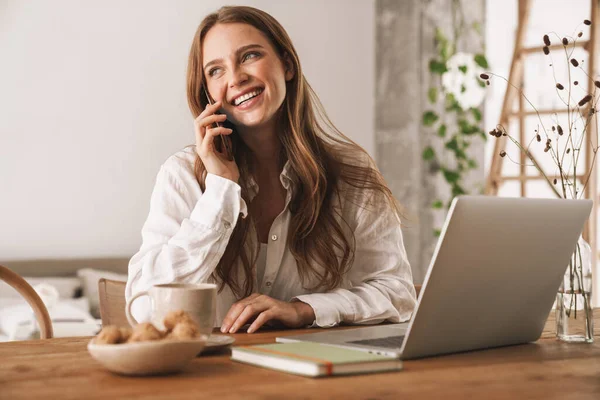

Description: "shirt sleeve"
125 162 247 323
292 190 417 328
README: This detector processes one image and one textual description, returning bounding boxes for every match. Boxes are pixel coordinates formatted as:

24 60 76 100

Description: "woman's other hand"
220 293 316 334
194 100 239 183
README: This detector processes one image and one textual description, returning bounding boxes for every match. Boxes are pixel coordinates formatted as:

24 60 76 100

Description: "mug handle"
125 290 152 327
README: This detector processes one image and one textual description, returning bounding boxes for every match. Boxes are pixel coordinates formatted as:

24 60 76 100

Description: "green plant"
422 0 488 236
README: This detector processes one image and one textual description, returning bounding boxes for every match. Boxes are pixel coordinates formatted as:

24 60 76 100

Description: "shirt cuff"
189 173 248 231
292 293 354 328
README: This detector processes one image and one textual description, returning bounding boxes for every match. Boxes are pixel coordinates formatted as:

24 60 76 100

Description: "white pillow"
0 296 90 313
0 297 28 308
77 268 128 319
0 277 81 299
0 297 95 340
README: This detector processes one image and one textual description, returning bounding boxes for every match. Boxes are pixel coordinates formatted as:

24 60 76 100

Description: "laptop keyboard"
348 335 405 349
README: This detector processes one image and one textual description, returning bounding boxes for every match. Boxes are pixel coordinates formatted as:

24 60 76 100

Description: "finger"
198 99 223 119
199 113 227 128
221 293 262 332
200 127 233 157
204 126 233 141
194 114 226 141
229 302 271 333
193 122 206 145
247 310 276 334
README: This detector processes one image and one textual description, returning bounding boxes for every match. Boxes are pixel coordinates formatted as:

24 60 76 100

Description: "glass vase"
556 236 594 343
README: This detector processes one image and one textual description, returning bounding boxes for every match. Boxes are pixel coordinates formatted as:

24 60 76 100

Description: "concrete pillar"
375 0 486 282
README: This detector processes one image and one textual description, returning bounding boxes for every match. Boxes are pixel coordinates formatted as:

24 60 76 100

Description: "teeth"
234 89 263 106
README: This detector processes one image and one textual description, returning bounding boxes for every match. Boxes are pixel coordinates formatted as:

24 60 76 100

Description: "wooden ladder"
485 0 600 304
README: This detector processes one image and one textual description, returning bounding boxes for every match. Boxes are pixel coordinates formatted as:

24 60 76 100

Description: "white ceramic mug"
125 283 217 337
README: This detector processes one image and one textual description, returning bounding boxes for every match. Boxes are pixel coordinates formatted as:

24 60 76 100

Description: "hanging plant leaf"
429 59 448 74
440 46 448 61
458 65 468 74
445 137 459 151
470 107 482 122
437 124 447 137
435 28 449 61
458 119 479 134
434 28 448 45
432 200 444 209
423 111 439 126
422 146 436 160
467 159 478 169
445 93 462 112
428 87 438 103
451 184 467 197
442 168 460 183
474 54 489 68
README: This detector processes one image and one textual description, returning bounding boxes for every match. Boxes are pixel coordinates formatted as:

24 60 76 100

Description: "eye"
243 51 260 62
208 67 221 77
207 52 260 77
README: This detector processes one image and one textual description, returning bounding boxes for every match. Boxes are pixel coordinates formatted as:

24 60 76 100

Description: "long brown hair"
186 6 405 299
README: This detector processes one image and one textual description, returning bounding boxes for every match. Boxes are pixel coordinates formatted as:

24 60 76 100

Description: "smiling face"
202 23 294 132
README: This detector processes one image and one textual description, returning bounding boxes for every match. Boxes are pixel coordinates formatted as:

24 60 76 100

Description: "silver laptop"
277 195 592 359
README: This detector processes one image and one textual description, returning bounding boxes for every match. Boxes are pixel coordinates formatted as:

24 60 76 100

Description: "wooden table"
1 310 599 400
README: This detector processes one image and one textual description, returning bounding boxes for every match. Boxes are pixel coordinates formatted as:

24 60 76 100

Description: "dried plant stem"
486 23 596 339
501 129 563 198
570 68 600 183
489 72 570 183
580 111 600 197
563 44 577 199
571 93 600 198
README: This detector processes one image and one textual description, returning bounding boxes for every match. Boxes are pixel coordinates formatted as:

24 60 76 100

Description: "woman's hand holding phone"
194 100 239 183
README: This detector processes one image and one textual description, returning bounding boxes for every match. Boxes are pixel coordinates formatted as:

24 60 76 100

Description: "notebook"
230 342 402 377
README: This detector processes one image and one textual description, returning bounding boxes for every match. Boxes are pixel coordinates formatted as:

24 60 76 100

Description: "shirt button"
265 281 272 287
224 221 231 229
271 234 278 241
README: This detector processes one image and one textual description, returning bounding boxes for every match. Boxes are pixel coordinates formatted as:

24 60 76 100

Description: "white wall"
0 0 374 260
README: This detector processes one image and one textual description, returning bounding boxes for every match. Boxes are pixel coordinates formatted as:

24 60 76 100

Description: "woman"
125 5 416 334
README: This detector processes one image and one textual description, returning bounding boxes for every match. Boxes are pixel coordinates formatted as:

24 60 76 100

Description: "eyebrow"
203 44 265 71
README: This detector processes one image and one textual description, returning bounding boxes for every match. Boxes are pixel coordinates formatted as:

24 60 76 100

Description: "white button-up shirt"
126 147 417 328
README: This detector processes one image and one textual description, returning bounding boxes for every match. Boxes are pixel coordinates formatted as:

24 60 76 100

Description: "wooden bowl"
87 338 206 376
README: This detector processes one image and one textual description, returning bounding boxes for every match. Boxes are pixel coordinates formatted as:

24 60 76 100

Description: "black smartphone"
203 86 233 161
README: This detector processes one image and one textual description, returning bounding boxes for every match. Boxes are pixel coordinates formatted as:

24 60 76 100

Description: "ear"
283 53 295 81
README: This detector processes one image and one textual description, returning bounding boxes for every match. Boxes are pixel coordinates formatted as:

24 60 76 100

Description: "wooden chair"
0 265 53 339
98 278 129 328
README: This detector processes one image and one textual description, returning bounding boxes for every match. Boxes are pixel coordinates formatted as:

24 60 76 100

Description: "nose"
229 65 249 89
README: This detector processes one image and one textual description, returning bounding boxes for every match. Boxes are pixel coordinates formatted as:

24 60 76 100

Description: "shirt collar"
246 160 295 202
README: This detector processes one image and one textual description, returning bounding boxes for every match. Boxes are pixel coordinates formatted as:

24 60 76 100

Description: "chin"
235 113 274 129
